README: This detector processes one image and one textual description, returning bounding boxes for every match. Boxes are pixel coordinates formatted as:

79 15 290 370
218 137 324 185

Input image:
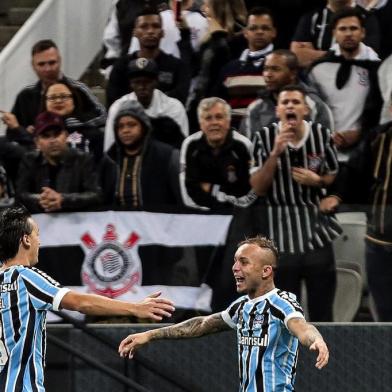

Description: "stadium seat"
333 261 363 322
300 260 363 321
333 212 367 286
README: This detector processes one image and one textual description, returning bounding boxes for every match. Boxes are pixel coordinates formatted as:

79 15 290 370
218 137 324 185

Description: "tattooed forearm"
302 324 323 347
149 313 229 340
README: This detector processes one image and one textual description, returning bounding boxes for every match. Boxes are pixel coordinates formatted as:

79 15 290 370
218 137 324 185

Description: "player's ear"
21 234 30 248
262 265 272 278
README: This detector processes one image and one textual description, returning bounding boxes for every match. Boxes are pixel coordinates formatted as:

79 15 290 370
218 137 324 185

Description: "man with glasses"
1 39 106 151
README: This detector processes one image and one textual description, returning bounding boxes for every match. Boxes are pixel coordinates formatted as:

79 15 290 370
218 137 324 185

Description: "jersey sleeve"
20 267 70 311
251 128 272 173
221 296 246 329
274 291 305 329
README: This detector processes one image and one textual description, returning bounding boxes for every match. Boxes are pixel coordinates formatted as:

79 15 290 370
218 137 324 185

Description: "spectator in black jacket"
1 39 106 151
16 112 102 213
180 97 256 211
100 100 181 209
106 7 190 106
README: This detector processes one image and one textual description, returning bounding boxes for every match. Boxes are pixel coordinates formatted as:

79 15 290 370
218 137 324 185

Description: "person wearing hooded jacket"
100 100 181 209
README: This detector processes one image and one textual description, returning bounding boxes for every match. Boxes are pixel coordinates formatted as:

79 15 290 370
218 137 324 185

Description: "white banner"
34 211 232 315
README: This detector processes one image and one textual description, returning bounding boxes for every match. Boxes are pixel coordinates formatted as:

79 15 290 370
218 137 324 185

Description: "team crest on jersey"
253 313 264 329
81 224 142 298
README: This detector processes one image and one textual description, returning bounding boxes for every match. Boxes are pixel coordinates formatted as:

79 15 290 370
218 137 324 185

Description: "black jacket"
16 148 102 213
106 51 190 107
180 130 255 211
100 139 181 210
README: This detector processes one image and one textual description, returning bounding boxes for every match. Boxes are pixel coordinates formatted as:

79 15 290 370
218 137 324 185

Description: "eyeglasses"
46 94 73 102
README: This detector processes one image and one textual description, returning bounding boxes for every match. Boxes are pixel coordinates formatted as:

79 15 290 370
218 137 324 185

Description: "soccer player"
119 236 329 391
0 206 175 392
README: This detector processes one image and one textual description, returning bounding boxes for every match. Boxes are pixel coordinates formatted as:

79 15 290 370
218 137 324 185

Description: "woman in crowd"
41 81 104 163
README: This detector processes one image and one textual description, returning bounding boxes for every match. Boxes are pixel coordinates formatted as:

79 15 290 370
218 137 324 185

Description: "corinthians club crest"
81 224 142 298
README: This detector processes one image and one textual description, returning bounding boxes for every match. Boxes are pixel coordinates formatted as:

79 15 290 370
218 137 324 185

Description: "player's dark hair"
0 206 33 262
247 6 275 26
331 7 365 30
31 39 58 56
238 235 279 264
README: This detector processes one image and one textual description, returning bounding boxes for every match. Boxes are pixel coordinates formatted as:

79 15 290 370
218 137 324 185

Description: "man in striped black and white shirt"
250 84 341 321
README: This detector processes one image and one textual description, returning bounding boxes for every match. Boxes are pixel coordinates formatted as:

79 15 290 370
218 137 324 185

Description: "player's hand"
310 338 329 369
119 332 151 359
133 291 175 321
292 167 322 187
320 196 340 213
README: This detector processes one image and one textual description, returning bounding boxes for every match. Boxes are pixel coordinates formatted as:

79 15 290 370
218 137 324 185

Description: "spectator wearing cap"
104 57 189 151
15 112 102 213
106 7 191 107
100 100 181 209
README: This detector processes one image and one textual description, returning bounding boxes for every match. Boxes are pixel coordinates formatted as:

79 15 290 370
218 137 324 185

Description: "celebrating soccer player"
119 236 329 391
0 206 175 392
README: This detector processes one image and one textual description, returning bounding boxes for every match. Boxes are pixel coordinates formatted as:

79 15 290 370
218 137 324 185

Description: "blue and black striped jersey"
221 288 304 392
0 265 70 392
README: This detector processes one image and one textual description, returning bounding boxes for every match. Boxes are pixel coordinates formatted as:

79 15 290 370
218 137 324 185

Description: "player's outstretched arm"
287 318 329 370
119 312 230 359
60 290 175 321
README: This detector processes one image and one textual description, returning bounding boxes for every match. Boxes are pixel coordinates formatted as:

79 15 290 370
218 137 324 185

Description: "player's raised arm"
287 317 329 369
60 290 175 321
119 312 230 358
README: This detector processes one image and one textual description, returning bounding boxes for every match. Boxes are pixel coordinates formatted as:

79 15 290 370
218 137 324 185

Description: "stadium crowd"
1 0 392 322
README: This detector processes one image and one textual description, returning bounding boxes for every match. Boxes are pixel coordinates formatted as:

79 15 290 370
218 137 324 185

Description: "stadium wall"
46 323 392 392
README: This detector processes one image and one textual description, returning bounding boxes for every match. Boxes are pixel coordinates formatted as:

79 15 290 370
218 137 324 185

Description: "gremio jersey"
0 266 70 392
221 288 304 392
